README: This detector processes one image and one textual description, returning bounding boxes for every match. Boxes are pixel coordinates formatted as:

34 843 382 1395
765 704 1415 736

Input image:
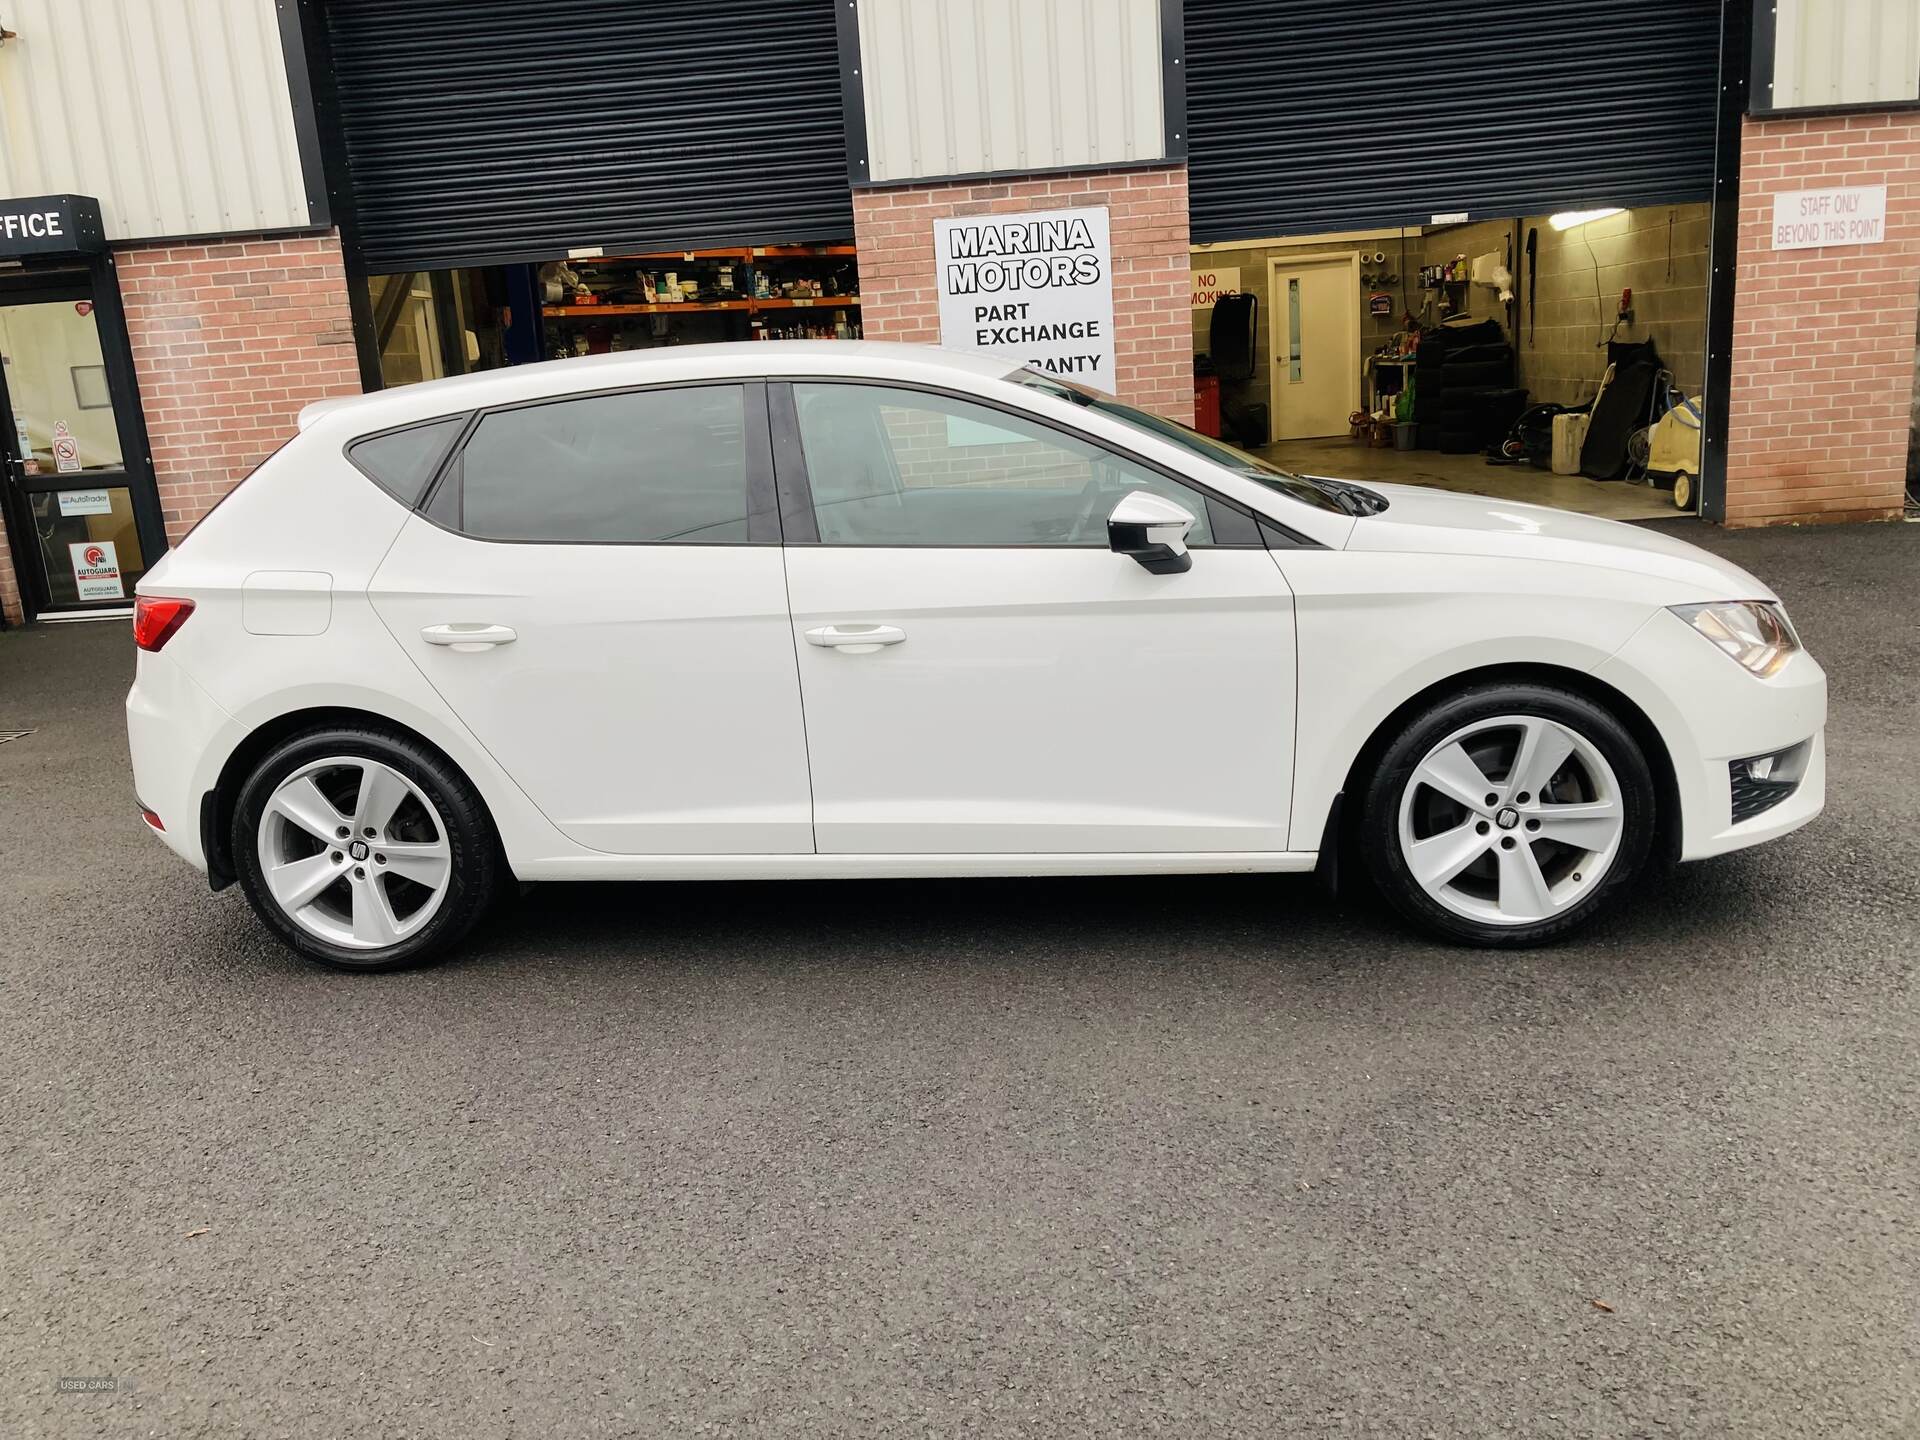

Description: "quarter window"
435 384 751 543
348 416 465 506
790 383 1216 547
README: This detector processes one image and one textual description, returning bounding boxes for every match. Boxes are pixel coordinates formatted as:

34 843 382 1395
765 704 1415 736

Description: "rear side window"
431 385 750 544
348 417 465 506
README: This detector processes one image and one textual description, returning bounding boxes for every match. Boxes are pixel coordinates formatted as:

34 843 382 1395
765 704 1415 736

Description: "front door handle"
421 623 517 652
804 623 905 654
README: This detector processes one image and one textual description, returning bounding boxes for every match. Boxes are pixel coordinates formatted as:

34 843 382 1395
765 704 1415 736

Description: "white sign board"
57 488 112 516
934 205 1116 395
50 418 80 473
1191 266 1240 308
1772 185 1887 250
69 539 124 600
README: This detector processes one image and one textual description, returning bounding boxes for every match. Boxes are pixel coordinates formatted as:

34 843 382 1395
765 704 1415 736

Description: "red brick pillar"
1725 113 1918 526
118 233 364 542
853 164 1195 423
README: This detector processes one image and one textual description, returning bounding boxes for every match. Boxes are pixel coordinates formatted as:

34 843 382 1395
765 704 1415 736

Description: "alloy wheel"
1395 714 1625 927
255 756 453 950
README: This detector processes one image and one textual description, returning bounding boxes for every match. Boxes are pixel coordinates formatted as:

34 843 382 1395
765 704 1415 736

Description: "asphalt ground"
1 517 1915 1438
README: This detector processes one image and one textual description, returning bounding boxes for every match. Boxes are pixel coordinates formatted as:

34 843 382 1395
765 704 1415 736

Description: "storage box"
1551 411 1590 474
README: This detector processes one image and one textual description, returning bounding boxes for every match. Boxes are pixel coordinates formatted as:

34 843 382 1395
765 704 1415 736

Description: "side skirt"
510 851 1321 882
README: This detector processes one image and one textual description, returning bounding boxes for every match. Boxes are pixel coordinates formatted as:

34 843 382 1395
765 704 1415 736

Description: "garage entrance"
1182 0 1725 519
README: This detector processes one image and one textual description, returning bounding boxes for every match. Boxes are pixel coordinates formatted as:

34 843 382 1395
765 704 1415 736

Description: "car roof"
299 341 1021 434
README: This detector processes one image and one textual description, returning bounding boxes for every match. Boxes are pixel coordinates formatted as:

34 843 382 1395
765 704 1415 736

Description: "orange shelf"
545 296 859 319
752 295 860 309
543 300 753 316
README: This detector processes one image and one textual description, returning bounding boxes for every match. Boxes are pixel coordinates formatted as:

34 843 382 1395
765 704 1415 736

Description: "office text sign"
1772 185 1887 250
934 205 1116 394
0 194 105 258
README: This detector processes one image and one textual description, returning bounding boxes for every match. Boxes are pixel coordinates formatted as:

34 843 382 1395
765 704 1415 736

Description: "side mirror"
1107 491 1194 574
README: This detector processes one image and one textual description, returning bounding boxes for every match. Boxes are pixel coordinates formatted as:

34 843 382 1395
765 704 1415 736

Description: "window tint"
439 385 750 543
348 417 465 506
790 384 1215 547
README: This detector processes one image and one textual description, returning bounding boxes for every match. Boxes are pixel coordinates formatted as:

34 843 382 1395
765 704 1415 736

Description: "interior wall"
1518 204 1710 406
1191 231 1410 414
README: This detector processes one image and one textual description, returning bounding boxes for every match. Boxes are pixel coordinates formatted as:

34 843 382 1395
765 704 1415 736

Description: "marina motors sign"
0 194 105 258
934 205 1117 394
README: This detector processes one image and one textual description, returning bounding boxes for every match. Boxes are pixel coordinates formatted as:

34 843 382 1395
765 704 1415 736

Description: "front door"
775 381 1298 855
1268 256 1359 440
0 269 163 616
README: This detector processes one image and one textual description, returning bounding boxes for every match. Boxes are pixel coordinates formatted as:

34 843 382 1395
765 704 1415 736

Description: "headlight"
1670 601 1801 678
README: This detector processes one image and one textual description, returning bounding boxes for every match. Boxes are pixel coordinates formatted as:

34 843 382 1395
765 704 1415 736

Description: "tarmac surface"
1 517 1914 1437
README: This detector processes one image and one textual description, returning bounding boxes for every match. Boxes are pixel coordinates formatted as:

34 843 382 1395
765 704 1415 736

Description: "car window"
434 385 750 543
790 383 1214 547
348 416 465 506
1011 371 1354 515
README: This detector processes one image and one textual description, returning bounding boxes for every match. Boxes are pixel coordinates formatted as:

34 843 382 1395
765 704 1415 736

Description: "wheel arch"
1320 662 1682 884
203 706 502 891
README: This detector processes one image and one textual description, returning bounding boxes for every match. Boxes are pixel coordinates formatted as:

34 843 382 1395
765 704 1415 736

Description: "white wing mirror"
1106 491 1194 574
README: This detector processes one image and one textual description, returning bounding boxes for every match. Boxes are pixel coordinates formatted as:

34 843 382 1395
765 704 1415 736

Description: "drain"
0 729 36 745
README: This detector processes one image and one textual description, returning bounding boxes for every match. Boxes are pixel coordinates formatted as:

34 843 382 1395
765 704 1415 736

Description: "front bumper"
1594 609 1827 862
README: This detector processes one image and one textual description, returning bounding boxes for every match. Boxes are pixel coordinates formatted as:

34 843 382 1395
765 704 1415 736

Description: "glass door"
0 274 158 613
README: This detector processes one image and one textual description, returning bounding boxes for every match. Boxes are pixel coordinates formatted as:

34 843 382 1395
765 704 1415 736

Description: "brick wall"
0 512 21 627
853 164 1194 423
1726 112 1918 525
119 233 363 540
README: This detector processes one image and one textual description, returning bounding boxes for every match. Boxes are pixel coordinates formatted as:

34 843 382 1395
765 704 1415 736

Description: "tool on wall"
1525 226 1538 344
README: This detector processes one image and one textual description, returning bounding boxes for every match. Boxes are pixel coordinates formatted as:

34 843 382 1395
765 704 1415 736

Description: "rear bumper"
125 650 238 873
1594 610 1827 862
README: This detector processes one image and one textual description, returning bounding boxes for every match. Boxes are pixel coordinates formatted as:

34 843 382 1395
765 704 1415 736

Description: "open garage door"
320 0 854 272
1184 0 1724 242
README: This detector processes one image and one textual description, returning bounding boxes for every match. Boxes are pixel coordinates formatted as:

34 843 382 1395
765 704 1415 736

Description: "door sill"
35 608 132 623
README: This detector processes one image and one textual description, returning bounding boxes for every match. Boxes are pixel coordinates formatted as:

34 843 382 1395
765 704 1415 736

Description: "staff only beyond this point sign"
1772 184 1887 250
933 205 1117 395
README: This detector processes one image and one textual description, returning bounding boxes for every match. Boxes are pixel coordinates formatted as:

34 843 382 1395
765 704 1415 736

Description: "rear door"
774 380 1299 855
368 380 813 855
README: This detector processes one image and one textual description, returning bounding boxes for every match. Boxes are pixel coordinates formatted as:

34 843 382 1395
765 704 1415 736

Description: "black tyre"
232 726 501 972
1358 684 1657 947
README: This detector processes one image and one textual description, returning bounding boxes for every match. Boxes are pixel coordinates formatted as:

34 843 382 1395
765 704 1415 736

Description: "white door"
368 382 813 855
1268 256 1359 440
779 382 1298 855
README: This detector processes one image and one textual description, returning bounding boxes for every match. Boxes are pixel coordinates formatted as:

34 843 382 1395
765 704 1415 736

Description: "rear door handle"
421 623 517 651
804 623 905 654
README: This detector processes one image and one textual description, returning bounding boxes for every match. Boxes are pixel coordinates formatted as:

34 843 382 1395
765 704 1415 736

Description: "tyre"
1358 684 1657 947
232 726 500 971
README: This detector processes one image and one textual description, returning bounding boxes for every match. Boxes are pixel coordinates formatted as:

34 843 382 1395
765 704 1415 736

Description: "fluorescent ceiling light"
1548 207 1625 231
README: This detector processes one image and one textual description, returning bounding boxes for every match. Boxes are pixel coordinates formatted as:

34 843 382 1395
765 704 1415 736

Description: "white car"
126 342 1825 970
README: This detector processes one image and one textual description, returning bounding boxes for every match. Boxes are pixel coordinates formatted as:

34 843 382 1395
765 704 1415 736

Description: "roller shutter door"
1185 0 1724 242
321 0 854 273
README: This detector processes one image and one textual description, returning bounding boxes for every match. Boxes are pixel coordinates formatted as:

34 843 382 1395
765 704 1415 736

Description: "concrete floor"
1258 434 1682 520
3 519 1916 1437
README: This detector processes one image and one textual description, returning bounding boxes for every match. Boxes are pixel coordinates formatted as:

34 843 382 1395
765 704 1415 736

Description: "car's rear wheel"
1359 684 1657 946
233 727 499 971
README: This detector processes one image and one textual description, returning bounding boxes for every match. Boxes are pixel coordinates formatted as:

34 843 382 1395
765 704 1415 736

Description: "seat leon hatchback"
127 342 1825 971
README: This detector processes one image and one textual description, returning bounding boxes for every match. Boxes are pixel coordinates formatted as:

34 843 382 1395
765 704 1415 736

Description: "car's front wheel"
233 726 499 971
1359 684 1658 946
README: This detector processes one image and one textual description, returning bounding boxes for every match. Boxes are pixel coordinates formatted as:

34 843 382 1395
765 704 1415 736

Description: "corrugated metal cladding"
1771 0 1920 109
855 0 1165 183
322 0 854 274
0 0 311 241
1185 0 1723 242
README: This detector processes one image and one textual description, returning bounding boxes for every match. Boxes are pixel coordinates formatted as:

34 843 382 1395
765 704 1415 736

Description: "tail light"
133 596 195 652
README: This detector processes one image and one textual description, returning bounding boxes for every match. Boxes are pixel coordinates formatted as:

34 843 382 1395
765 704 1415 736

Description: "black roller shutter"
1185 0 1723 242
321 0 854 273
